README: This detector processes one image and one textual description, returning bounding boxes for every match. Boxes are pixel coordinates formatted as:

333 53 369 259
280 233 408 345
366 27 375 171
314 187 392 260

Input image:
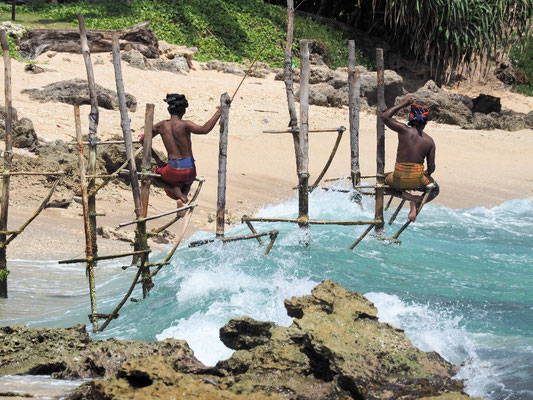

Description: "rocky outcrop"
22 78 137 112
0 105 38 148
121 49 190 74
0 324 204 379
398 81 532 131
0 21 26 38
202 60 271 78
18 22 159 60
284 65 404 108
158 40 197 70
58 281 476 400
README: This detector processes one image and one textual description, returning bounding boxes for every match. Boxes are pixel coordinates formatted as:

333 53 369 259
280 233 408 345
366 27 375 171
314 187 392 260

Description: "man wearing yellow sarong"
381 97 439 222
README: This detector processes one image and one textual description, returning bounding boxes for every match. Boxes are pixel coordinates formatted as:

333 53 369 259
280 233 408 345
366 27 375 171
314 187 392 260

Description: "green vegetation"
1 0 374 70
510 34 533 96
381 0 532 84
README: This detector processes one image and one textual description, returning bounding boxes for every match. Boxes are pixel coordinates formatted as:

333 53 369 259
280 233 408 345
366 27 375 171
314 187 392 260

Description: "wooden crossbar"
58 249 150 264
116 204 197 229
242 216 380 226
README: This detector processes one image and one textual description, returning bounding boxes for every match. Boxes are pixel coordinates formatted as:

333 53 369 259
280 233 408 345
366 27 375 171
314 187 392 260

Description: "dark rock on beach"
0 281 479 400
398 81 531 131
22 78 137 112
0 105 38 148
121 49 190 74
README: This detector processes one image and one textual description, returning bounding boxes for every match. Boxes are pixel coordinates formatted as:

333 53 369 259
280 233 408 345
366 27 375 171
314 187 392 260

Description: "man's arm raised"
381 97 413 134
185 108 222 135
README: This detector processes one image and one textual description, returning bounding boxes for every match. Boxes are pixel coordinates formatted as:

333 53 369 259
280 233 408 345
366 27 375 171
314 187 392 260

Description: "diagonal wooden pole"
0 30 12 298
112 33 153 298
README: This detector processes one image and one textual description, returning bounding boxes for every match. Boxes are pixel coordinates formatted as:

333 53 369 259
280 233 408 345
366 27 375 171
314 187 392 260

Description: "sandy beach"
2 53 532 259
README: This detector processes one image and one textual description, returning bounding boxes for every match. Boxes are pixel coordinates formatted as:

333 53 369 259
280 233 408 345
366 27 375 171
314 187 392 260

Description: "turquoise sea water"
1 187 532 400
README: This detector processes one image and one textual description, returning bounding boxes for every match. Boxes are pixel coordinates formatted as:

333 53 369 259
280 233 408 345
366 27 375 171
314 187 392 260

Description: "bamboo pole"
112 33 152 297
263 128 341 134
389 199 406 225
264 231 279 255
242 216 380 226
348 40 361 187
390 185 434 240
78 14 99 257
385 195 394 211
58 250 150 265
147 179 204 238
141 104 154 217
375 48 386 234
244 218 263 245
74 103 98 331
298 39 310 239
216 93 232 238
349 224 374 250
67 140 141 146
190 230 278 247
160 207 195 264
117 204 196 229
0 179 60 249
0 30 12 298
310 126 345 190
284 0 301 170
5 171 64 176
88 147 143 197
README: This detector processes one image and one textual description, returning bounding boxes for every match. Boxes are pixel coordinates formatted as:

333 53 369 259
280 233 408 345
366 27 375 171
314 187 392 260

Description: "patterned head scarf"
407 104 430 126
164 94 189 115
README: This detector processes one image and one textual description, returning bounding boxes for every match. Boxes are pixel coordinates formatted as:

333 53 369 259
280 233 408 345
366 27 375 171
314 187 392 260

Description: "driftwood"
374 48 386 234
0 30 12 298
18 21 159 60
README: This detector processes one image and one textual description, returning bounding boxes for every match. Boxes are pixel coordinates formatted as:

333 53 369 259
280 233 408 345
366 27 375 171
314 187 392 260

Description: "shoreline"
0 54 532 260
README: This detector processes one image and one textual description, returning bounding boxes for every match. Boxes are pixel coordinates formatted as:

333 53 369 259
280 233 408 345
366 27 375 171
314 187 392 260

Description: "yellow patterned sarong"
385 163 431 190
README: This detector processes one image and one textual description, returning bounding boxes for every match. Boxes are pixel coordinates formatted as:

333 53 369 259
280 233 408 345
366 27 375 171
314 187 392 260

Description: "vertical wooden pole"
348 40 361 187
375 48 386 233
11 0 15 21
112 33 152 297
0 30 12 298
74 103 98 331
78 15 99 257
141 104 154 217
284 0 301 170
216 93 232 238
298 40 310 239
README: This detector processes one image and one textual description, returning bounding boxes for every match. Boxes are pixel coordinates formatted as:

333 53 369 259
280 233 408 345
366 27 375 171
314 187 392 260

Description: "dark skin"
381 97 437 222
143 107 221 206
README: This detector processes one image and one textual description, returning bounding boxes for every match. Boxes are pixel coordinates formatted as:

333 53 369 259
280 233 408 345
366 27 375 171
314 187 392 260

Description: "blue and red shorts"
155 157 196 200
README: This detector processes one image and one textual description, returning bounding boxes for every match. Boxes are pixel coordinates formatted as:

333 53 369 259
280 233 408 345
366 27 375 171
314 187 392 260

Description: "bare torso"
154 117 193 160
396 127 435 164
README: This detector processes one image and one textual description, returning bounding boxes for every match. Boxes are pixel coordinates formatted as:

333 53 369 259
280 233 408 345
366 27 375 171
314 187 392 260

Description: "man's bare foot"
408 201 418 222
175 199 188 217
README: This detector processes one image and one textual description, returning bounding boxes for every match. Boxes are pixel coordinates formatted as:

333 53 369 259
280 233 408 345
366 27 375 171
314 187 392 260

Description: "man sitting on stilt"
381 97 439 222
143 94 221 209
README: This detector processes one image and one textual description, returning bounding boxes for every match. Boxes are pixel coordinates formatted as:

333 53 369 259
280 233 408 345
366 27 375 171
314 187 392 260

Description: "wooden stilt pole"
0 30 12 298
310 126 345 190
74 103 98 332
78 14 99 258
349 224 374 250
348 40 361 188
390 186 434 241
389 199 406 225
141 104 154 217
216 93 232 238
11 0 15 21
112 33 152 297
375 48 386 234
298 40 310 243
385 195 394 211
284 0 301 170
